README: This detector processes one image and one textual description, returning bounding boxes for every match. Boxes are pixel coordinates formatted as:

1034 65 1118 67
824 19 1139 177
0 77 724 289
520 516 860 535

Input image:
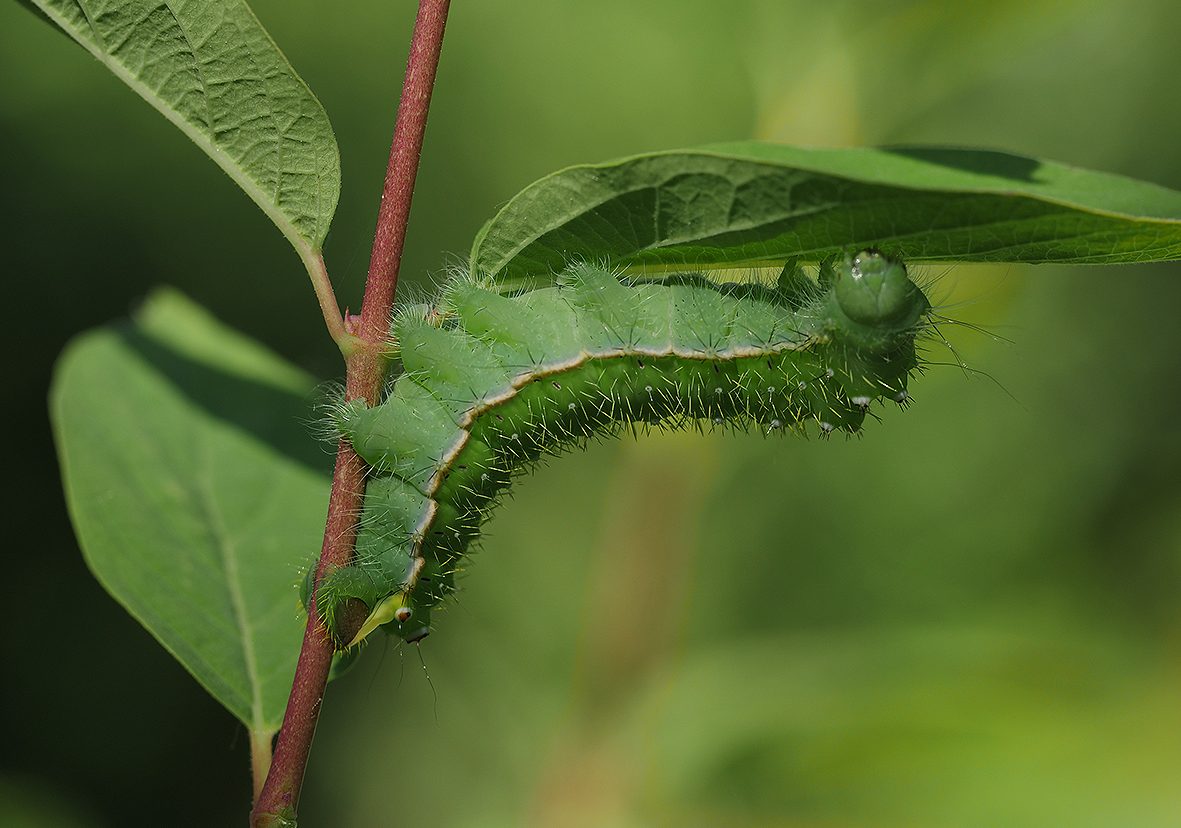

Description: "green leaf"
50 289 330 734
470 142 1181 289
26 0 340 253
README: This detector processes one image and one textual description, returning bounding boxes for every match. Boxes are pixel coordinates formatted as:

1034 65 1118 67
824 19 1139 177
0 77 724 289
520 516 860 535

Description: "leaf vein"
192 440 266 734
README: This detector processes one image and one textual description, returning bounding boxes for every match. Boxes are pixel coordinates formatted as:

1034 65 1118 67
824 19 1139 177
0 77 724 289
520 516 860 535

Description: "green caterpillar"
314 250 933 648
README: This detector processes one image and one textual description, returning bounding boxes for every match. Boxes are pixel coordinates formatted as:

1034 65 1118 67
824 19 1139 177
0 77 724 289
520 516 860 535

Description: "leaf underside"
51 290 329 732
471 143 1181 291
26 0 340 252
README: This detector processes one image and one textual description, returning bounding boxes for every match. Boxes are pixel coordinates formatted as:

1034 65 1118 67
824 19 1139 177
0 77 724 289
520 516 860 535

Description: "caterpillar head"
833 249 929 332
822 250 932 406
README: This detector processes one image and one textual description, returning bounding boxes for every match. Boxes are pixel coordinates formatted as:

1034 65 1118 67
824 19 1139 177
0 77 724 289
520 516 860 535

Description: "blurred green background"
3 0 1181 825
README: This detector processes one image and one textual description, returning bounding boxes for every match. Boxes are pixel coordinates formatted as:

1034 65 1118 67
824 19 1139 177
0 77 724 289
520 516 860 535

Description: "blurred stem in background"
529 436 717 825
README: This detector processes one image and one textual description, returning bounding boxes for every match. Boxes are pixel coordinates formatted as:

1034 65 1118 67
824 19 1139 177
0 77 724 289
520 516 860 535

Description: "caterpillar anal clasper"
315 250 934 647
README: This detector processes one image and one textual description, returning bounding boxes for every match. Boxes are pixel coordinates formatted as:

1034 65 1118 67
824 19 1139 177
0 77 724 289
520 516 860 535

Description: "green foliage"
43 45 1181 803
471 143 1181 290
14 0 1181 824
23 0 340 253
50 289 328 734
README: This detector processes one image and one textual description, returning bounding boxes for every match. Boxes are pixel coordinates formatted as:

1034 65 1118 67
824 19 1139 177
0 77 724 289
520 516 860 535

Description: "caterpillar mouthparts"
311 251 934 647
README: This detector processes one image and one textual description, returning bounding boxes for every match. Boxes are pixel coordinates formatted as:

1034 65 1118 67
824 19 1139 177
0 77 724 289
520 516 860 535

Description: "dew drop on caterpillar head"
833 249 929 331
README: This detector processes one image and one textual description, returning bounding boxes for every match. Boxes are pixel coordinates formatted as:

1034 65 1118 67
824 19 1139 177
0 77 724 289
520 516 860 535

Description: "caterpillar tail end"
346 591 430 648
346 592 404 648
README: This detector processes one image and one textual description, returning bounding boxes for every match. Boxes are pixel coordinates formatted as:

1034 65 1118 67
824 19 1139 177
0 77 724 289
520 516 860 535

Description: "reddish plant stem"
251 2 451 825
358 0 451 350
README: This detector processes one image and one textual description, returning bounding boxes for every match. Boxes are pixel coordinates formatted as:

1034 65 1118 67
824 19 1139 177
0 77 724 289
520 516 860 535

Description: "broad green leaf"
470 143 1181 290
26 0 340 253
51 289 330 734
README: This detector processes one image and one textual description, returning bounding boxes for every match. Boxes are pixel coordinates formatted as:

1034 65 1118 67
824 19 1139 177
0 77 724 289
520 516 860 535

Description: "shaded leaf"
26 0 340 252
51 289 330 733
471 143 1181 290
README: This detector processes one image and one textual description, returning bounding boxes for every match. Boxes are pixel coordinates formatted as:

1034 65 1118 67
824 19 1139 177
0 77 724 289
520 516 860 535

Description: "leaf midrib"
190 438 268 736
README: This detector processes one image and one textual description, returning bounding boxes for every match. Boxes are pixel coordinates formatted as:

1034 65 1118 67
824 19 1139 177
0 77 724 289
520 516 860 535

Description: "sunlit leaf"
471 143 1181 290
25 0 340 253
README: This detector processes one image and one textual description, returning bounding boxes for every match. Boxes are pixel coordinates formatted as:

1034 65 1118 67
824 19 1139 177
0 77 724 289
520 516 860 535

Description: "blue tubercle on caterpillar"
311 250 935 648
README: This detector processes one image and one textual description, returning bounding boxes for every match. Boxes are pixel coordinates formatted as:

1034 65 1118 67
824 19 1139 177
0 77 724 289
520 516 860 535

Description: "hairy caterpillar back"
313 251 933 647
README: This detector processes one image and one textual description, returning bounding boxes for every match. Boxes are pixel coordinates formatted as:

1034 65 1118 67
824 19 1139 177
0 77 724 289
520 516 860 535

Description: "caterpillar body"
316 251 933 647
